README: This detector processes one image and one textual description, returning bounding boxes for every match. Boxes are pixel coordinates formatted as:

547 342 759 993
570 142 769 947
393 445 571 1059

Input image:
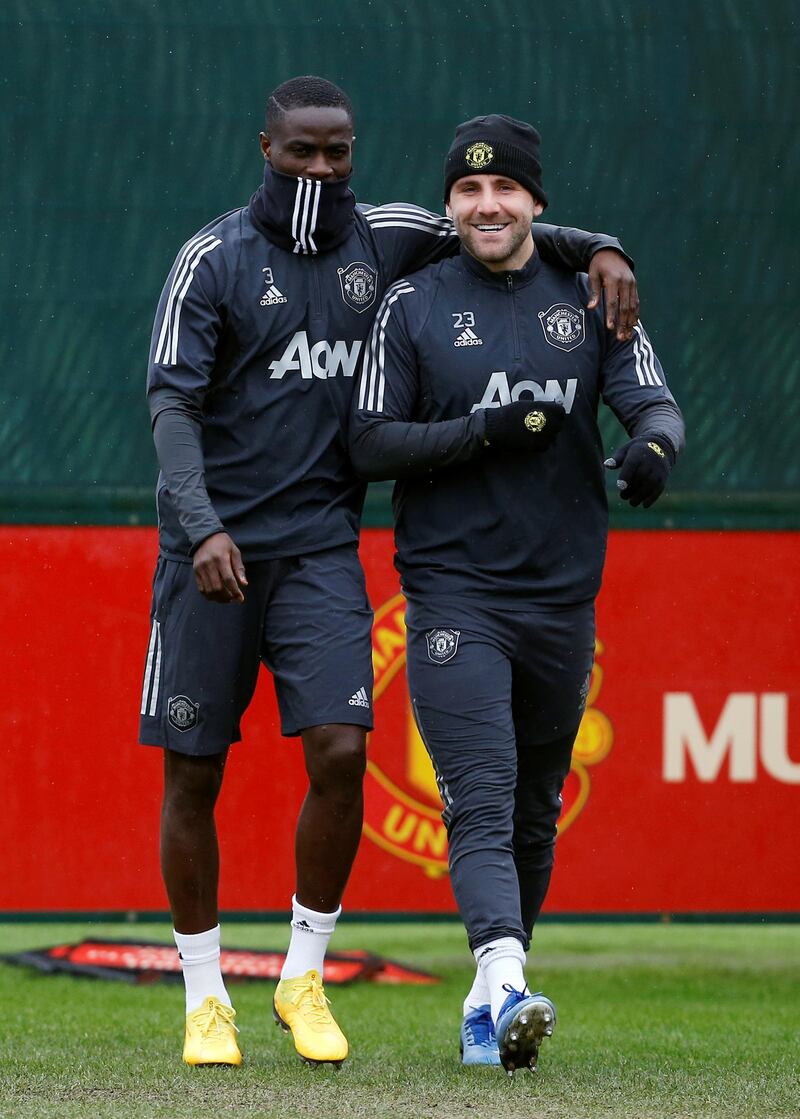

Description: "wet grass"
1 921 798 1118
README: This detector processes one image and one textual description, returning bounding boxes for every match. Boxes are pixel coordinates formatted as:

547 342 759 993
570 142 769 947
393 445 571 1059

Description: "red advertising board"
1 527 798 914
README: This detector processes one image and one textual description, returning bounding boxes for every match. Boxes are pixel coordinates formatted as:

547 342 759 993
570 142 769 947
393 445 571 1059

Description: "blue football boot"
494 986 556 1076
459 1004 501 1066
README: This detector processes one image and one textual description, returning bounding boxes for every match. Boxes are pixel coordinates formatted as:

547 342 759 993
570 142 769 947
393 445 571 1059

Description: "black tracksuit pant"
405 596 594 951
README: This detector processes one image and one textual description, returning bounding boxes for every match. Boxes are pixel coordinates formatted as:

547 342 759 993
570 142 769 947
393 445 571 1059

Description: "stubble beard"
459 218 531 268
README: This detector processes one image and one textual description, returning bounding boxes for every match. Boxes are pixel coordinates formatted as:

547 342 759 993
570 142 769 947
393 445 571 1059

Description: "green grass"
0 922 798 1119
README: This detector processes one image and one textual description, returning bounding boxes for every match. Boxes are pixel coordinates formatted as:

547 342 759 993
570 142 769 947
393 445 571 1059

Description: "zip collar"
459 244 542 288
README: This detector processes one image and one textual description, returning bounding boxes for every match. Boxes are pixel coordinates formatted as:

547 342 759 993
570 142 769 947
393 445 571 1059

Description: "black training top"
146 169 631 562
349 248 684 605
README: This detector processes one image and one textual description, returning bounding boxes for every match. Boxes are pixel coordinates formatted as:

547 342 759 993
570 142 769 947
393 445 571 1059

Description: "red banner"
7 940 437 985
1 527 798 914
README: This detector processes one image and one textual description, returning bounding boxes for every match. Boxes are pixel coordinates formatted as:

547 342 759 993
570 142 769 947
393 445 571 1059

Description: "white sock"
474 936 528 1024
173 925 231 1014
462 963 491 1016
280 894 341 981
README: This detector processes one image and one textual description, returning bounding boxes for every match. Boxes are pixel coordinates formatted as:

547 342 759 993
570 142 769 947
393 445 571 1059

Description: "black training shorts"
138 543 374 755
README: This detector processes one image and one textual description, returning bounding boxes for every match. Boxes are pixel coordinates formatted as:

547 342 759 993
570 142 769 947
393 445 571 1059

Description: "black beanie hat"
443 114 547 208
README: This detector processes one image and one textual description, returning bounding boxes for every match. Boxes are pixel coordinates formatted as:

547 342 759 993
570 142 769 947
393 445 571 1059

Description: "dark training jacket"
146 188 630 562
349 248 685 605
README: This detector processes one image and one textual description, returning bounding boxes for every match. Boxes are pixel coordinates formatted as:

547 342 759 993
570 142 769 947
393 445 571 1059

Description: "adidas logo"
260 284 288 306
348 686 370 708
454 327 483 347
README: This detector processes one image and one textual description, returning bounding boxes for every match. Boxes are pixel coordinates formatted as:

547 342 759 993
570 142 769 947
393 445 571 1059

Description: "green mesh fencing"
2 1 798 529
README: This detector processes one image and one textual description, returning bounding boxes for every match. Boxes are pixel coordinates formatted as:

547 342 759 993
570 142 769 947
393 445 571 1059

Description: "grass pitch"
0 921 798 1119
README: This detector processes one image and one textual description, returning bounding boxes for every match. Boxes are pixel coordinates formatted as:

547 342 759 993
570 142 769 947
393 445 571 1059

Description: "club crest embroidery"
538 304 585 352
167 695 199 732
426 628 461 664
338 261 377 313
465 141 493 169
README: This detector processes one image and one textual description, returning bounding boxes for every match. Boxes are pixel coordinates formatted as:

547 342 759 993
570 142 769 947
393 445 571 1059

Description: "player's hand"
483 399 566 453
586 249 640 342
604 436 675 508
192 532 248 603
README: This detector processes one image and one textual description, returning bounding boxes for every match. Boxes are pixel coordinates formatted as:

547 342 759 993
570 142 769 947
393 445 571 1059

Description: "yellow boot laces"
289 973 334 1026
193 999 239 1039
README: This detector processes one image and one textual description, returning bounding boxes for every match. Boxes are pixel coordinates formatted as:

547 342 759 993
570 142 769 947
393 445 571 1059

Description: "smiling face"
446 174 544 271
260 105 354 181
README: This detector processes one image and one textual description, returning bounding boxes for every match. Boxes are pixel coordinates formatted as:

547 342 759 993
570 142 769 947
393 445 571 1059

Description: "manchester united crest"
465 142 494 169
426 628 460 664
338 261 377 313
539 304 585 352
524 410 546 433
167 694 199 732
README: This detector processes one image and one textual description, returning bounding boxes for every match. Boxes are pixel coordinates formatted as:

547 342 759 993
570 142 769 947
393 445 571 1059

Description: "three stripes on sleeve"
153 234 222 368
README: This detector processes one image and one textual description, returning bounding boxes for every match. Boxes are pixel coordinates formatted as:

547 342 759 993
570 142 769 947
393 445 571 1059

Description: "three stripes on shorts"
140 620 162 717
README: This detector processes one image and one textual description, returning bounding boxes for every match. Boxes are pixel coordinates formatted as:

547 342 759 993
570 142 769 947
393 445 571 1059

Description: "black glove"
483 400 566 453
604 435 675 508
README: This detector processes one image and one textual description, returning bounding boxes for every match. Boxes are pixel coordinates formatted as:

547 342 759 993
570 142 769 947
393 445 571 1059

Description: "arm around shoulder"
532 222 634 273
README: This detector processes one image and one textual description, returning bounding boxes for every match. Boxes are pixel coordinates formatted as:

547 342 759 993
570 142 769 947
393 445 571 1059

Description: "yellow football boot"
273 969 348 1066
182 996 242 1067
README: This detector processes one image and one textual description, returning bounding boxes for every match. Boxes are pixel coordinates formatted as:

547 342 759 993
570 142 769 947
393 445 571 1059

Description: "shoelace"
194 1000 239 1039
464 1010 496 1048
289 974 334 1025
